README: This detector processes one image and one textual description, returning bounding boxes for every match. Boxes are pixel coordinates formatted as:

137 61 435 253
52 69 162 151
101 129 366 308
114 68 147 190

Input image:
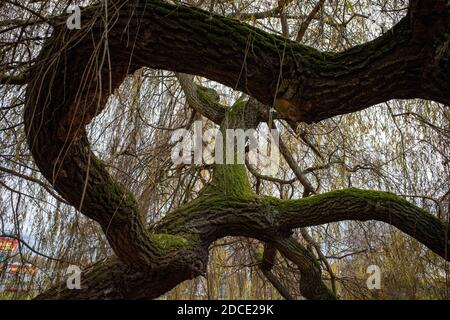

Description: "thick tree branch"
31 0 449 123
274 189 450 261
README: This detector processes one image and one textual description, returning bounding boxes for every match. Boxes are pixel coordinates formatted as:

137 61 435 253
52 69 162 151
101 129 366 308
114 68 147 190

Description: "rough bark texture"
23 0 450 299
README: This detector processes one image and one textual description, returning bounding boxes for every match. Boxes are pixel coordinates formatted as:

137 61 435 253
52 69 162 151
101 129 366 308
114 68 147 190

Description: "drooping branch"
0 165 70 204
231 0 293 21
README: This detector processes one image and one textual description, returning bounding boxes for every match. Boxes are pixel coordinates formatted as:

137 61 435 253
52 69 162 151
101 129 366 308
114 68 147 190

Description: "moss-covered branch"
177 73 228 124
67 1 450 122
270 189 450 261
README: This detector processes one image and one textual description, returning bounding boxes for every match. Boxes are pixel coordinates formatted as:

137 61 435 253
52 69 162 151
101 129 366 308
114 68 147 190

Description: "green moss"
197 86 220 103
149 233 196 253
254 247 264 262
271 188 429 216
209 164 253 198
90 154 138 209
208 98 254 198
159 187 256 231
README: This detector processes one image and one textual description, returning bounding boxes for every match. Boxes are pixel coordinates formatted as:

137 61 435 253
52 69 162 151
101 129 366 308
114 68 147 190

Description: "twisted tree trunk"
24 0 450 299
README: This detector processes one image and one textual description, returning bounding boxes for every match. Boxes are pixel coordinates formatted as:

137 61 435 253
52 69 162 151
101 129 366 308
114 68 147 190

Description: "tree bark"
23 0 450 299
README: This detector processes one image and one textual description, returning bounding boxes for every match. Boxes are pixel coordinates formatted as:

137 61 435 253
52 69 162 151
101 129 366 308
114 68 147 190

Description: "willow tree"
1 0 449 299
